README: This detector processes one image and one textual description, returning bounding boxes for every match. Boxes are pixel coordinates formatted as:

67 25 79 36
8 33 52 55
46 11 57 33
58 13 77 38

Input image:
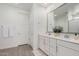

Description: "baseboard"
18 44 28 46
0 45 18 50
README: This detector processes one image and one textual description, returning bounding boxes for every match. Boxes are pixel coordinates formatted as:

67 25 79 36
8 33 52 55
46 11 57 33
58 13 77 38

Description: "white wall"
29 4 47 50
28 5 34 47
0 4 29 49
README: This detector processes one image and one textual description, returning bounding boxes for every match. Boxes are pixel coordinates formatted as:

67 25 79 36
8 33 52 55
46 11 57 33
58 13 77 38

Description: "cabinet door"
39 36 50 55
44 37 50 55
49 38 57 56
57 45 79 56
39 36 45 51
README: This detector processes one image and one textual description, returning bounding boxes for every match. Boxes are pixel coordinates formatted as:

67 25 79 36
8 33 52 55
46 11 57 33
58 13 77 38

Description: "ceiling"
39 3 53 8
7 3 33 11
3 3 53 11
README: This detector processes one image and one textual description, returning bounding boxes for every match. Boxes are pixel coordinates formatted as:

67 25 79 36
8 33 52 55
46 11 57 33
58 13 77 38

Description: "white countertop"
39 33 79 45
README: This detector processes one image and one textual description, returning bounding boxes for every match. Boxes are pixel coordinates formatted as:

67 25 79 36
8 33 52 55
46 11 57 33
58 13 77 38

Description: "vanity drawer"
57 39 79 51
57 45 79 56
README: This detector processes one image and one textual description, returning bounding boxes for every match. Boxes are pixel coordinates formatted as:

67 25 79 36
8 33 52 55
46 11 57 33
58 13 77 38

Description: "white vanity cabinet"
44 37 50 55
39 34 79 56
57 45 79 56
39 35 50 55
49 38 57 56
57 40 79 56
39 35 45 52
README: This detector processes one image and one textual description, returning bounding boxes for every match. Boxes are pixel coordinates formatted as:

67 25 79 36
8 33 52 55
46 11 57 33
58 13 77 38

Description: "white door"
44 37 50 55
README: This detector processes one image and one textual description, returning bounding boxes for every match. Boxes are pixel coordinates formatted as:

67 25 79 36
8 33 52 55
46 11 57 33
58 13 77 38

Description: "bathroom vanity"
39 3 79 56
39 33 79 56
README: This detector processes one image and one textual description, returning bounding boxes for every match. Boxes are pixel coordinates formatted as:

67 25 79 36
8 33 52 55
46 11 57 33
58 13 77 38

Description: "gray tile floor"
0 44 34 56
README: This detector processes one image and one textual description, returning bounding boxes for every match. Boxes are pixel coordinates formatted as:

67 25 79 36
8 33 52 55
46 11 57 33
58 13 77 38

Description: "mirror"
47 3 79 34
